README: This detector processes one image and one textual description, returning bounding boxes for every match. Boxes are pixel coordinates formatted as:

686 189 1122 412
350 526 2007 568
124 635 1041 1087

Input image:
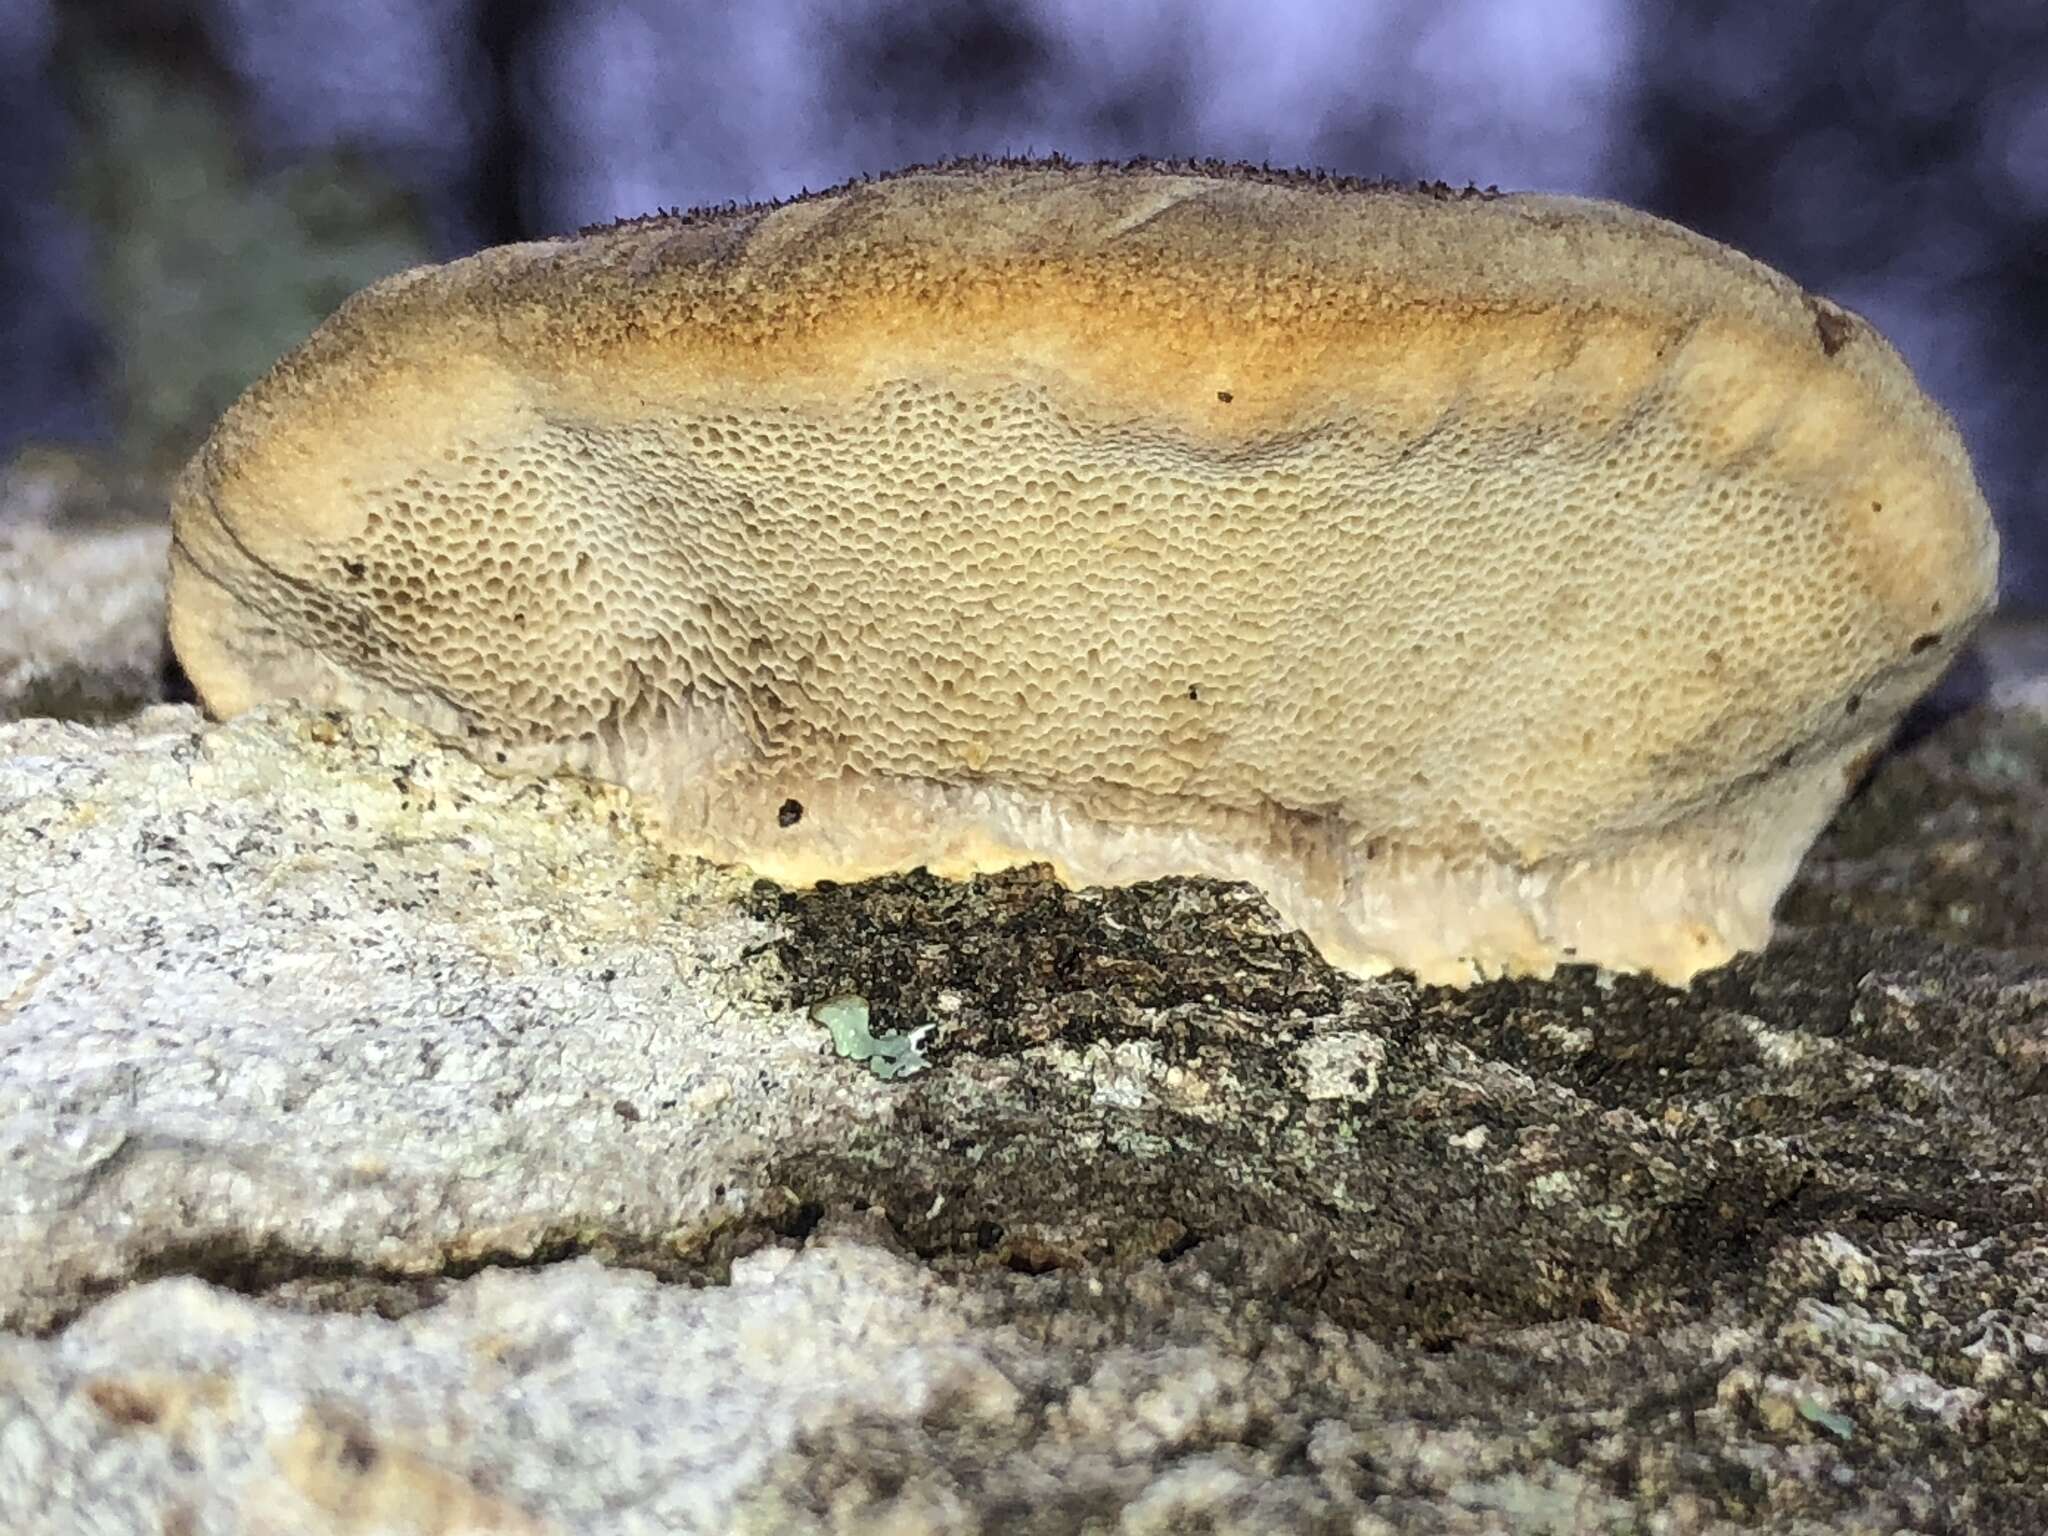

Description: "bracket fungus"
167 158 1998 987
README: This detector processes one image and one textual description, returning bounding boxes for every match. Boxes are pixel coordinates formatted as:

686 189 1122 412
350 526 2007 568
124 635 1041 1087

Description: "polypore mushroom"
166 158 1998 986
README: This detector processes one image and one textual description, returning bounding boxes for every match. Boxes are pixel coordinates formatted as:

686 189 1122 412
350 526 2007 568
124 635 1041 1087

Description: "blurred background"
3 0 2043 603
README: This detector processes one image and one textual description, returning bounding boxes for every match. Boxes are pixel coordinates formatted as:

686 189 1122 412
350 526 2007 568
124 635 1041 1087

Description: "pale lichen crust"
167 157 1999 986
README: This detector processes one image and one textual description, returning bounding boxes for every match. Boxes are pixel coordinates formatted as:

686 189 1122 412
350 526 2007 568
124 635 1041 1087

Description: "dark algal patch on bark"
746 863 1351 1065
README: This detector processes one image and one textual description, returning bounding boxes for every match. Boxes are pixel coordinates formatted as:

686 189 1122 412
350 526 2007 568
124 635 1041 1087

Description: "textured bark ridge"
166 158 1997 985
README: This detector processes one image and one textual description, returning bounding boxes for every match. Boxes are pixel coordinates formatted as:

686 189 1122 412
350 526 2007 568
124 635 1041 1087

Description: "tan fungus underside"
166 160 2000 985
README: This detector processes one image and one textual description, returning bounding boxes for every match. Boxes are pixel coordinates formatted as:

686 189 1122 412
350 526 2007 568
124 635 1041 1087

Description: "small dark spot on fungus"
613 1098 641 1122
1187 684 1201 701
1806 296 1854 357
1845 693 1862 717
1216 389 1234 403
341 558 366 580
85 1381 163 1426
1910 632 1941 655
778 798 805 827
339 1430 379 1472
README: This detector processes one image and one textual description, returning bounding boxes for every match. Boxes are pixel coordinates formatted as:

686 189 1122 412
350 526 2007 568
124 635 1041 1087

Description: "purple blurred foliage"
0 0 112 447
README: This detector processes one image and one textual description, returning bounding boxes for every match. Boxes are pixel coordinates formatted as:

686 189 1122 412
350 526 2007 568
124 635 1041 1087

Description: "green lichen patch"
808 993 934 1080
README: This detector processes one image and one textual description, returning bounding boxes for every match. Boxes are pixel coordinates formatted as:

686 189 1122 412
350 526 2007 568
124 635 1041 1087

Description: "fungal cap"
167 157 1999 986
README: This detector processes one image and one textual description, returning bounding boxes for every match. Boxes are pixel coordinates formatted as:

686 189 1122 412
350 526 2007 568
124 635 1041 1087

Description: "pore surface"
165 160 2000 985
